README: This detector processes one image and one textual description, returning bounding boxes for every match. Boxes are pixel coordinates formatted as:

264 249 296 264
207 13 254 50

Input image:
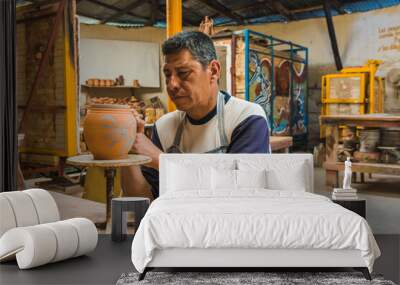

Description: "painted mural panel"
272 58 290 136
248 50 273 123
292 62 307 136
273 96 290 135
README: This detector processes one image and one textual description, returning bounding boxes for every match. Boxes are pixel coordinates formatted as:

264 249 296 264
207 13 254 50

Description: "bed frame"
139 249 371 280
138 154 372 281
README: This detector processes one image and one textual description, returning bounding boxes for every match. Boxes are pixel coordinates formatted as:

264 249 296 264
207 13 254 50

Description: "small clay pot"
145 107 156 124
132 79 140 88
83 104 137 160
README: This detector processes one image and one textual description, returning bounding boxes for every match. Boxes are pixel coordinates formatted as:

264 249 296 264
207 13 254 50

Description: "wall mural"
292 62 307 136
273 60 291 135
248 51 272 126
248 50 307 137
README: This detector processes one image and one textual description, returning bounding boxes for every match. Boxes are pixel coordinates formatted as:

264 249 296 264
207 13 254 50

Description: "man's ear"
209 60 221 83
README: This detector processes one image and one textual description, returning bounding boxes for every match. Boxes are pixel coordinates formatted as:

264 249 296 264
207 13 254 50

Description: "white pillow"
266 162 307 191
211 168 236 190
236 169 267 189
167 163 211 191
237 159 308 191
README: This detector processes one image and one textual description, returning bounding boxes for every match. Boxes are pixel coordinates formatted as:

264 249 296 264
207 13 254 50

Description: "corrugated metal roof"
17 0 400 27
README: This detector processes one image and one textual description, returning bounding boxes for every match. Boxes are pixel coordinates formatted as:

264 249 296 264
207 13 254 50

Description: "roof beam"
231 1 267 12
323 0 342 71
149 0 159 25
157 4 197 26
291 5 323 13
331 0 346 14
181 2 205 25
77 10 102 21
83 0 149 23
266 1 295 21
99 0 146 24
195 0 245 25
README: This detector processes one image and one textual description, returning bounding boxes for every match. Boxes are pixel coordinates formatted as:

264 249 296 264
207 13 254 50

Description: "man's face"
163 49 214 112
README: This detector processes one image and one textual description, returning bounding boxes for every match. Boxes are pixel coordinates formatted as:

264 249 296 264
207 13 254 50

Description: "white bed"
131 154 380 280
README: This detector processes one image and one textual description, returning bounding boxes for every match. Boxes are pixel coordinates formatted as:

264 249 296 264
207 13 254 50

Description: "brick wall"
16 7 67 153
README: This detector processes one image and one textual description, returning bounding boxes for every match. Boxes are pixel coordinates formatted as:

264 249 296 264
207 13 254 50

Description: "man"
121 31 270 199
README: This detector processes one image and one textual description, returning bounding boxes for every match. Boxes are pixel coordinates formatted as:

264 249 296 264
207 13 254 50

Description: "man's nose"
168 74 180 91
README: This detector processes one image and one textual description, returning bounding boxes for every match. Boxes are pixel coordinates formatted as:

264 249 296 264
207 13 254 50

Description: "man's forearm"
147 153 161 170
120 165 153 199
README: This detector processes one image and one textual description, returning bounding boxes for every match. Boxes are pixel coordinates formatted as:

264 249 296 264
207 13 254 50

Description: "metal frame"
320 60 384 132
322 73 367 104
236 29 309 148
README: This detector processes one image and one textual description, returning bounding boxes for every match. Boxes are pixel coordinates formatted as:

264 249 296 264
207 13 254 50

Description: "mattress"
131 190 380 273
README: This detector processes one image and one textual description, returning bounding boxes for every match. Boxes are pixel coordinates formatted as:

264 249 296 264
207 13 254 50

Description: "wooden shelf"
324 161 400 176
18 105 66 112
270 136 292 152
81 84 141 89
320 114 400 128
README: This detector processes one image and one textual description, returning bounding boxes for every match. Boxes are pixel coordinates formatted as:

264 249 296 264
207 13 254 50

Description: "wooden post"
323 0 342 71
166 0 182 112
325 124 339 186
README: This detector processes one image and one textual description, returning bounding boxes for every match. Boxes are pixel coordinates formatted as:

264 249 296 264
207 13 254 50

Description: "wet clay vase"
83 104 136 160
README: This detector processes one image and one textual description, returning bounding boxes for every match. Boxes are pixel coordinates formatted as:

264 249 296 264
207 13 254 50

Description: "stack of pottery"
85 79 115 87
342 126 358 150
83 104 136 160
378 128 400 164
381 128 400 148
354 128 380 163
337 126 358 162
359 129 380 152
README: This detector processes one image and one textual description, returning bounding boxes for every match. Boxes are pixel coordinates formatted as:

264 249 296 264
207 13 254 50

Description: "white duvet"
131 190 380 273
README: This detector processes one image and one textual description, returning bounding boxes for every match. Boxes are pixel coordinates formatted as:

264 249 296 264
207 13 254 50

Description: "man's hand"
131 109 162 169
131 133 163 169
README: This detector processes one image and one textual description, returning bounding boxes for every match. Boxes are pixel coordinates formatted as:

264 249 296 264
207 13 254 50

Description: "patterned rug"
116 271 396 285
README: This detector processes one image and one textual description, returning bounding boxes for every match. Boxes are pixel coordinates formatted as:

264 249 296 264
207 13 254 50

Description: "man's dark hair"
162 31 217 68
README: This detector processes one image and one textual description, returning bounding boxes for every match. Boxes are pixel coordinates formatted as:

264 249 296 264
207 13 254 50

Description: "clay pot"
83 104 136 160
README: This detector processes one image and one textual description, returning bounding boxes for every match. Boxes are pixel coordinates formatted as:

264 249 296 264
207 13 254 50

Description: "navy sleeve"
141 125 162 198
227 115 270 153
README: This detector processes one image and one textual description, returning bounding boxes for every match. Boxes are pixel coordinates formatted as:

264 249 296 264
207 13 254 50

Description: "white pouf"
0 196 17 237
0 218 98 269
1 191 39 227
0 189 98 269
24 188 60 223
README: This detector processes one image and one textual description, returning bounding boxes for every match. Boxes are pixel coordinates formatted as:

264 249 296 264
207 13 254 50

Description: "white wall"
79 25 167 108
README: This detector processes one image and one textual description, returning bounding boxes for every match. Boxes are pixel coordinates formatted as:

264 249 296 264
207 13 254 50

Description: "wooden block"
20 153 60 166
326 169 339 187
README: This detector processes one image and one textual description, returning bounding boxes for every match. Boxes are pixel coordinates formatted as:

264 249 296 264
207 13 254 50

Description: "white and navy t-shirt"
142 92 270 197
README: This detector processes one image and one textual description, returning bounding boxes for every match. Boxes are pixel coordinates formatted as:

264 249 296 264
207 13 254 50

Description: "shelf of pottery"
79 76 165 154
337 126 400 165
320 114 400 187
